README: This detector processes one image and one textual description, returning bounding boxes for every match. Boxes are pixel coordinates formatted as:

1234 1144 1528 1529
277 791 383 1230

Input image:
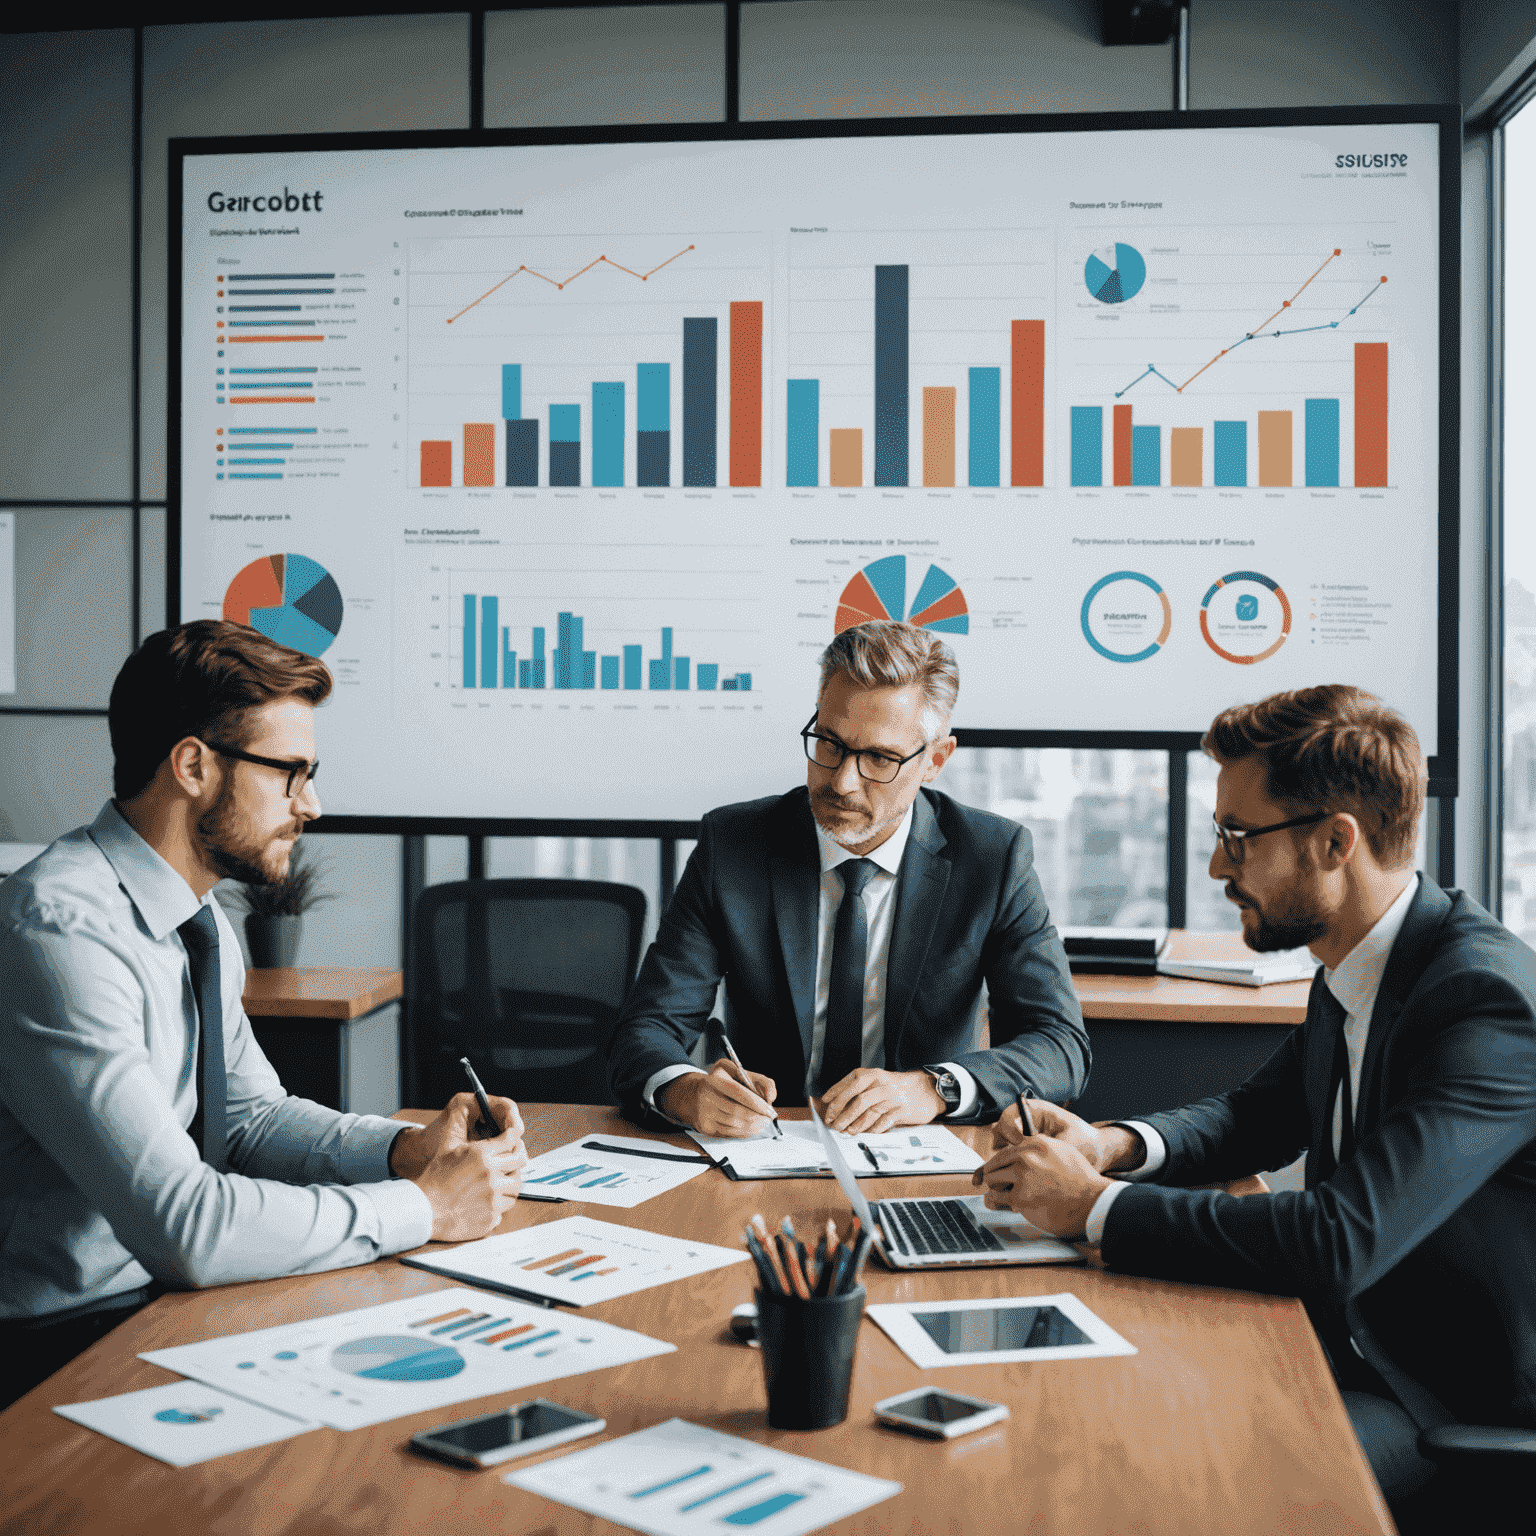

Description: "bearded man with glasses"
608 619 1088 1140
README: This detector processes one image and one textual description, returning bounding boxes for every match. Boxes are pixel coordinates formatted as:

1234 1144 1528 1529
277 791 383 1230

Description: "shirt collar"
813 801 915 879
87 801 207 942
1321 873 1419 1019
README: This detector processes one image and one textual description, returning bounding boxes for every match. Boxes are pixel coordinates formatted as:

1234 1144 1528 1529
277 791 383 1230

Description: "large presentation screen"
173 110 1454 824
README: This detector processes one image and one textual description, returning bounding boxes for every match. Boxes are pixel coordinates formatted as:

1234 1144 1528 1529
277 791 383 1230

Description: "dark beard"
1244 905 1328 953
196 779 289 886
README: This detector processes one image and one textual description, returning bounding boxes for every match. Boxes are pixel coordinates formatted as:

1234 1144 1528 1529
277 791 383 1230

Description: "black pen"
857 1140 882 1173
493 1283 557 1310
460 1056 499 1139
580 1140 712 1165
1016 1089 1035 1138
716 1030 783 1139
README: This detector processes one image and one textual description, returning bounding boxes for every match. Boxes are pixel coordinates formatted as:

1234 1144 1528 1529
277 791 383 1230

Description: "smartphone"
873 1388 1009 1440
409 1399 605 1468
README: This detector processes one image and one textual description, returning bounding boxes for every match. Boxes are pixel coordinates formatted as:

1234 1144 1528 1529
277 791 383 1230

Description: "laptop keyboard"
877 1198 1004 1258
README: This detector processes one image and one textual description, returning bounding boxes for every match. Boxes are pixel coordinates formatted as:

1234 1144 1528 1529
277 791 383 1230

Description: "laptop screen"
810 1102 876 1230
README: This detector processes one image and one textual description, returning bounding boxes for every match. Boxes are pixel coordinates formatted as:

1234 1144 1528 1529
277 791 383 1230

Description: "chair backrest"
406 878 647 1108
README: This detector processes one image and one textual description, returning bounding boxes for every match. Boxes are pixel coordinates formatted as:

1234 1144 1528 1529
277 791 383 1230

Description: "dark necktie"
819 859 879 1094
1316 986 1353 1182
178 906 228 1173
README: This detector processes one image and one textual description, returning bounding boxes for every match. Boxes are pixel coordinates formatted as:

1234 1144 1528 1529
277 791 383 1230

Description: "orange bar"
1170 427 1202 487
1113 404 1132 486
410 1307 470 1329
729 300 763 487
829 429 863 487
479 1323 537 1345
420 440 452 488
231 395 315 404
522 1247 581 1271
1257 411 1293 486
1355 342 1388 486
228 334 323 343
1010 319 1044 486
922 387 956 487
463 423 496 487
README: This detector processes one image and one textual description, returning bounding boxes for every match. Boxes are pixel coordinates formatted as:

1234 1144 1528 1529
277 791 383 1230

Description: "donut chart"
1200 571 1291 664
224 553 343 658
1080 571 1172 662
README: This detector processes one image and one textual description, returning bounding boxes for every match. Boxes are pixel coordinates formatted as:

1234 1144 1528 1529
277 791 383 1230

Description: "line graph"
1113 248 1387 397
445 245 697 323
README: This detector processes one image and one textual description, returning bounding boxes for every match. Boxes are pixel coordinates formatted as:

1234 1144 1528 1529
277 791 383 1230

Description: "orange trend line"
445 244 696 323
1175 247 1342 392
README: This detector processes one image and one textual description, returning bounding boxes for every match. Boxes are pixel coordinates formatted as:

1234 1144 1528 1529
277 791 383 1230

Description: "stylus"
460 1057 499 1139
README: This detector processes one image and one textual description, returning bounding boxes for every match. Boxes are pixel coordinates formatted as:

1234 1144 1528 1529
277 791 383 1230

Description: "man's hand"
394 1092 528 1242
972 1135 1111 1241
819 1068 943 1135
658 1064 778 1138
989 1099 1147 1175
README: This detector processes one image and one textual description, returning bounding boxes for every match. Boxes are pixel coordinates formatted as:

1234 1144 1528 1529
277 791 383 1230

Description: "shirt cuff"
935 1062 980 1119
338 1115 425 1184
359 1177 435 1254
1112 1120 1167 1178
1084 1180 1132 1247
643 1064 705 1122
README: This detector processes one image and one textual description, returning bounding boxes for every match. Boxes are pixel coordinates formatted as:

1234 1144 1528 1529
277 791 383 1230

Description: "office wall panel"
0 30 134 502
139 504 167 642
740 0 1169 121
0 715 113 843
486 5 726 128
139 14 472 502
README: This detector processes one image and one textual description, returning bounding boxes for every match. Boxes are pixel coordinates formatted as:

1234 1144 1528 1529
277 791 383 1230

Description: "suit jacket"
607 786 1089 1127
1103 875 1536 1429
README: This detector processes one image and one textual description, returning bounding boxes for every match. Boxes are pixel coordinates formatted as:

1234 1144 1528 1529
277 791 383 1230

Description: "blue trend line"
1114 365 1183 398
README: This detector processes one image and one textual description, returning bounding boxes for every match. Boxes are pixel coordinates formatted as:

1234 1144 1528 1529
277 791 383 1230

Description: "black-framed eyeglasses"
205 741 319 799
1211 811 1330 863
800 712 928 785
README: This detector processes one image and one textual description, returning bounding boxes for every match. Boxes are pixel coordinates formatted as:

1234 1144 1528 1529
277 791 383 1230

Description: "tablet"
866 1294 1137 1369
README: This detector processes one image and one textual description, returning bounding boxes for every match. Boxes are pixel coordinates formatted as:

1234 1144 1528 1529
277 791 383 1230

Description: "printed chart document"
506 1417 902 1536
402 1217 749 1306
689 1120 984 1180
140 1287 672 1430
54 1382 314 1467
867 1293 1137 1369
520 1134 714 1208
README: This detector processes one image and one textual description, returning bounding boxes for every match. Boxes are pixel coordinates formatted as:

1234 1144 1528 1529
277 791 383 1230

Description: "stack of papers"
688 1120 984 1180
1156 949 1318 986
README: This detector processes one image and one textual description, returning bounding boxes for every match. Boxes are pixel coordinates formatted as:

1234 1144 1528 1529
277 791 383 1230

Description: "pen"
492 1283 557 1310
579 1140 712 1165
459 1056 499 1139
715 1031 783 1139
857 1140 882 1173
1015 1089 1035 1139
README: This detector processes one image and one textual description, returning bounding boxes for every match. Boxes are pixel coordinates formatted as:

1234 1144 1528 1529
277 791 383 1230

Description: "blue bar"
550 404 580 442
1214 421 1247 486
874 265 909 487
531 627 546 689
631 1465 712 1499
1305 398 1340 486
697 663 719 690
503 628 517 688
1131 425 1160 486
480 597 498 689
228 458 285 465
648 627 673 691
638 363 669 432
226 473 282 479
462 596 476 689
229 367 317 374
967 367 1001 486
1071 406 1103 487
228 305 299 312
674 657 690 690
593 382 624 486
682 317 717 487
786 379 819 486
582 651 596 689
230 427 317 433
502 1330 559 1352
601 655 620 689
623 645 642 690
679 1472 773 1514
723 1493 806 1526
554 612 579 690
502 364 522 421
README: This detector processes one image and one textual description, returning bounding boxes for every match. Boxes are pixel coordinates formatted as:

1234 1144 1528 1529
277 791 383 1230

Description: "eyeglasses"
800 712 928 785
205 741 319 799
1211 810 1330 863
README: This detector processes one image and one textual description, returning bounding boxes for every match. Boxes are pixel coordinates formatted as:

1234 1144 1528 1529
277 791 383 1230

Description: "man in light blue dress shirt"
0 621 528 1407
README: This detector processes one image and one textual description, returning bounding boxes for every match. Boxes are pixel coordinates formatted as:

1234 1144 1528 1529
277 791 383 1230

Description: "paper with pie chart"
53 1381 315 1466
139 1286 673 1430
835 554 969 635
223 552 344 657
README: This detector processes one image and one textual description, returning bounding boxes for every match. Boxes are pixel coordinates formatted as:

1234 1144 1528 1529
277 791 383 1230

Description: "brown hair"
109 620 333 800
818 620 959 738
1202 684 1425 868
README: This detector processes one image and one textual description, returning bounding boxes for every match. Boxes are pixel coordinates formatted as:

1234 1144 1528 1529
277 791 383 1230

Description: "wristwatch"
922 1066 962 1113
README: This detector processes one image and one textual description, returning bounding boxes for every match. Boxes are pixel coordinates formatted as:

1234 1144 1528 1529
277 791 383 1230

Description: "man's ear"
167 736 219 800
1319 812 1361 868
923 734 958 782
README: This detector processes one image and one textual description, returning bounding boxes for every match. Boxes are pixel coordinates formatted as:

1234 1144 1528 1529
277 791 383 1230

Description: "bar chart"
786 228 1051 489
407 232 768 490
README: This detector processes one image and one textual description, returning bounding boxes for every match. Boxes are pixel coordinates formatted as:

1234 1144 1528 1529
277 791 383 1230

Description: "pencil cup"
755 1285 866 1430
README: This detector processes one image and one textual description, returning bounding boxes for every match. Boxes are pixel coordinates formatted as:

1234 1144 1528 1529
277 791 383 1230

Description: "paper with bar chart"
400 1216 749 1306
177 118 1445 822
140 1288 672 1430
518 1134 716 1208
506 1418 901 1536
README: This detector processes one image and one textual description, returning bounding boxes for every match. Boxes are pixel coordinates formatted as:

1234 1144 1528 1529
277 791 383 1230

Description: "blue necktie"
179 906 228 1173
819 859 878 1095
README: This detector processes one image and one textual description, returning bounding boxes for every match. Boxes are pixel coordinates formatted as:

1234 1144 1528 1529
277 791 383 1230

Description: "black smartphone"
408 1399 605 1467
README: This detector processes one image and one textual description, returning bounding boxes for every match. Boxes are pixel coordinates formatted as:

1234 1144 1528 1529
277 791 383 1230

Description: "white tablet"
866 1294 1137 1369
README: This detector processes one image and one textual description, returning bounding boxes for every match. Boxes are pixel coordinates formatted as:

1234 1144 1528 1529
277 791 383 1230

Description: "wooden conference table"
2 1105 1391 1536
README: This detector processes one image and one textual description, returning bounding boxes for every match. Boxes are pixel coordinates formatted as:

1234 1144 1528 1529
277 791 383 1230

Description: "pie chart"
330 1336 466 1383
835 555 969 636
224 553 343 657
154 1406 226 1424
1084 242 1146 304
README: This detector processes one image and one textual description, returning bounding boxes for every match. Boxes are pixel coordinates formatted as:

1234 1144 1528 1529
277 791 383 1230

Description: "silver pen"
716 1031 783 1138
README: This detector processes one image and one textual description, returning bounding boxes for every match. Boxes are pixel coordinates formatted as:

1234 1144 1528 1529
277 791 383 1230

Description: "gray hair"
818 621 958 740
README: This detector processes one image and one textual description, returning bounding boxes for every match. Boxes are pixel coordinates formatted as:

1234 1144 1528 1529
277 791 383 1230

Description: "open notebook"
688 1120 984 1181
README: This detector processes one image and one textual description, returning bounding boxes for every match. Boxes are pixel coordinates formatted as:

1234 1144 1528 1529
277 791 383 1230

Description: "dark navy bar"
874 265 909 487
682 317 717 487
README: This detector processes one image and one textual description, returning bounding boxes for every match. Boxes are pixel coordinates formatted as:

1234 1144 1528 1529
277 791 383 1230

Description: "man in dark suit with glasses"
607 619 1088 1138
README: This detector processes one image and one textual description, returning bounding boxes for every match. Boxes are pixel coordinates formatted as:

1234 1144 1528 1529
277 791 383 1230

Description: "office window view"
1506 101 1536 946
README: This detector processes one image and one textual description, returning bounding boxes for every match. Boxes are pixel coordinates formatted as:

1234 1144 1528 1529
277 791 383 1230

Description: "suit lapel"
882 791 951 1069
769 789 822 1071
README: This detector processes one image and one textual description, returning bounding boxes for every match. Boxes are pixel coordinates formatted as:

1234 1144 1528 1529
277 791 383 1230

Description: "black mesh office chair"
406 878 647 1108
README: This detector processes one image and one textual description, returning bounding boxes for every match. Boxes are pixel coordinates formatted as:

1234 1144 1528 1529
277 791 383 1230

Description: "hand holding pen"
715 1030 783 1139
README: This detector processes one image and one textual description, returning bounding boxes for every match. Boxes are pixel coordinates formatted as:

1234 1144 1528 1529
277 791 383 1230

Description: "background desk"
1 1104 1390 1536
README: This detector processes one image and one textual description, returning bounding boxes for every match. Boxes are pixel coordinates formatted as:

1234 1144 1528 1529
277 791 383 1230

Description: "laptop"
810 1104 1082 1271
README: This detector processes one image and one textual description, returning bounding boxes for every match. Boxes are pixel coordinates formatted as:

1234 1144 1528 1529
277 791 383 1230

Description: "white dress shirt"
0 803 433 1321
1084 875 1419 1246
644 803 979 1116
